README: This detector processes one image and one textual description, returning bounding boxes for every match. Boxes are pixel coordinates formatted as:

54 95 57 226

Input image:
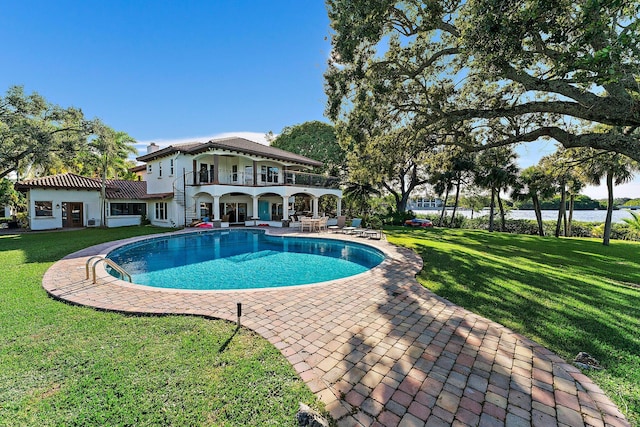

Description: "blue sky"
1 1 637 199
1 1 330 143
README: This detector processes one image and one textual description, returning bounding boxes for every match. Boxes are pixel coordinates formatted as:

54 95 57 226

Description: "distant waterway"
414 208 637 224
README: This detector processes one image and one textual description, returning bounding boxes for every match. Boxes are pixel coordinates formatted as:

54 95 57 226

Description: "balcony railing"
193 170 339 189
283 171 340 189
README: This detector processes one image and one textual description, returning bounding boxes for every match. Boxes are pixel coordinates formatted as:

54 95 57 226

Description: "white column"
252 196 259 219
312 196 319 218
336 197 342 217
282 195 289 221
213 196 220 220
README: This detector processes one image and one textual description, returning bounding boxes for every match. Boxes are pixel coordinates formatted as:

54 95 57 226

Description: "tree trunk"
563 196 569 237
497 192 506 232
396 193 409 214
439 185 450 227
603 172 614 246
532 195 544 236
555 182 566 238
568 194 575 237
100 156 108 228
488 187 496 232
449 176 462 227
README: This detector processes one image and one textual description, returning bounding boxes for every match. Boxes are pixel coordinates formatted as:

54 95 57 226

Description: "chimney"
147 143 160 154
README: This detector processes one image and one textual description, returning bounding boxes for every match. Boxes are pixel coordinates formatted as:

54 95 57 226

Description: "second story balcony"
193 169 340 189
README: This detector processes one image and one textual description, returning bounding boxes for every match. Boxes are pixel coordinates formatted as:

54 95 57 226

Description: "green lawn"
0 227 322 426
386 227 640 425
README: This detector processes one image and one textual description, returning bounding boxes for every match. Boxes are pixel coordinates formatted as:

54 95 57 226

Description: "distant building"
407 196 443 210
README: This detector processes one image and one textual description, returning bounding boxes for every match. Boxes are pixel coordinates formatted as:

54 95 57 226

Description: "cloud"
134 131 271 157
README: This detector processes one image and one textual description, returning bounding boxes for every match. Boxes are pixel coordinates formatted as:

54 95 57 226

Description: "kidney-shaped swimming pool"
106 229 385 291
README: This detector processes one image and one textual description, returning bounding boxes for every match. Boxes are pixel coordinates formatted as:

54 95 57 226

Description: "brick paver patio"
42 228 630 426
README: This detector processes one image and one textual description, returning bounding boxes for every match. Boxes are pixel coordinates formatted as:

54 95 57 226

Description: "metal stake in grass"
236 302 242 328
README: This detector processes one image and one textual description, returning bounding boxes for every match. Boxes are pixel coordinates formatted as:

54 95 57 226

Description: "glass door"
220 202 247 224
244 166 253 185
63 202 83 227
237 203 247 222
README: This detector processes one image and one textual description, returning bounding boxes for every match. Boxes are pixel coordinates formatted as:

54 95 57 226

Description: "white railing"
193 169 339 189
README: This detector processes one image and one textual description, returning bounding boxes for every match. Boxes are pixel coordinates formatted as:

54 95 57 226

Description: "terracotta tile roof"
15 173 111 191
136 137 323 167
136 142 203 162
15 173 162 201
139 192 174 200
104 180 148 199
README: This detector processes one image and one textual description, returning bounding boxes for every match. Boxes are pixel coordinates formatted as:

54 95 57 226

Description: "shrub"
382 210 416 226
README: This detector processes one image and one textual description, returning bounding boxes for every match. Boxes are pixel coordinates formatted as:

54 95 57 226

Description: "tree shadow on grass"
320 227 638 424
0 227 168 264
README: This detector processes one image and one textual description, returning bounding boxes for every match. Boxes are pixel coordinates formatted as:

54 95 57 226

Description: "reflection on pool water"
107 229 385 290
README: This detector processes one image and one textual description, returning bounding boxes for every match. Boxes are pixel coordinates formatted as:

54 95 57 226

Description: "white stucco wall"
144 155 181 195
27 188 101 230
106 216 141 227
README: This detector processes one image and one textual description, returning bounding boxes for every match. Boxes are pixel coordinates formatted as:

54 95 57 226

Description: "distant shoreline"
413 208 634 223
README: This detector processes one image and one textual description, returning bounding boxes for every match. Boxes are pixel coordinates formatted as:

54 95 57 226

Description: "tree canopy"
0 86 95 180
269 121 346 177
326 0 640 160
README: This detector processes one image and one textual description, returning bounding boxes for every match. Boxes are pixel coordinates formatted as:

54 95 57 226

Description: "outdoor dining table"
301 217 323 232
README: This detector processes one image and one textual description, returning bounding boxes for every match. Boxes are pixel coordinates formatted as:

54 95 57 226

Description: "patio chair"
343 218 363 235
328 215 346 233
317 216 329 232
300 216 314 232
362 218 384 240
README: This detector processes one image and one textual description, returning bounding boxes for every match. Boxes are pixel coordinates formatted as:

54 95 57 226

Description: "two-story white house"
138 137 343 227
15 137 343 230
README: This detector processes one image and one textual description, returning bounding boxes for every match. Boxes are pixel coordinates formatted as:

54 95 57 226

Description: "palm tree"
580 150 638 245
538 149 588 238
89 123 137 227
427 147 475 227
342 181 380 218
474 147 519 232
622 211 640 231
512 165 555 236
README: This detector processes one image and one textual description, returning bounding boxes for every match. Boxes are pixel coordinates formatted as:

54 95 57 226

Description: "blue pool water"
106 230 385 290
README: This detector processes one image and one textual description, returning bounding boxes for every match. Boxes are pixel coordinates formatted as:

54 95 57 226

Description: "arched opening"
255 192 284 221
192 191 214 223
289 192 313 216
220 192 252 224
319 194 339 217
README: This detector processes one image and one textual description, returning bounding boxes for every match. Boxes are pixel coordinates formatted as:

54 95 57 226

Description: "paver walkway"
43 228 630 427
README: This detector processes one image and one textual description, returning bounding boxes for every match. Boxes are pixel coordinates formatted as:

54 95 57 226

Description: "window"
35 201 53 217
110 203 146 216
199 164 209 183
155 202 167 220
159 162 162 177
147 164 152 174
261 166 279 183
268 166 279 183
232 165 238 182
170 159 174 175
200 202 212 219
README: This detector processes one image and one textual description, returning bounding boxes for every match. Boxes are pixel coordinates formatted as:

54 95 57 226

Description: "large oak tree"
326 1 640 160
0 86 94 179
269 121 346 177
